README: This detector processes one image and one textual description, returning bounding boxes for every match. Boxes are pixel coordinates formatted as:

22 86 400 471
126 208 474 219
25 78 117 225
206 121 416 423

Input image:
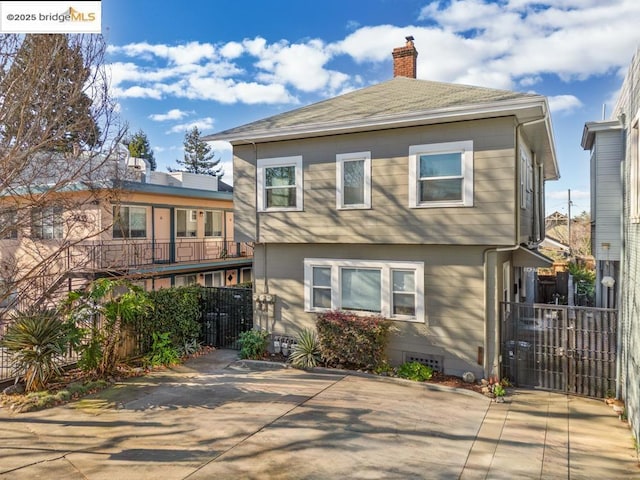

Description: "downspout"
616 114 627 399
484 114 546 379
245 140 268 295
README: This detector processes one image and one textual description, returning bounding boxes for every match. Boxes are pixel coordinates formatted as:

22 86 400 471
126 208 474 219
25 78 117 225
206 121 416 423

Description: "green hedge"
138 286 202 351
316 311 391 371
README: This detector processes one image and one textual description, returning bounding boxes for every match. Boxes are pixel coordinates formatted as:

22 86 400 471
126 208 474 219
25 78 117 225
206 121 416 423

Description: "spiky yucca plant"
289 329 322 369
0 310 69 392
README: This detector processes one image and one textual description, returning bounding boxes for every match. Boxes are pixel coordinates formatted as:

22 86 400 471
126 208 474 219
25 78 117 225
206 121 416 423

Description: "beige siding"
234 117 517 246
253 243 488 378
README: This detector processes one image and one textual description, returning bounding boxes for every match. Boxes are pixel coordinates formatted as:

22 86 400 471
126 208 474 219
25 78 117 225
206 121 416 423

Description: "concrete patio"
0 349 637 479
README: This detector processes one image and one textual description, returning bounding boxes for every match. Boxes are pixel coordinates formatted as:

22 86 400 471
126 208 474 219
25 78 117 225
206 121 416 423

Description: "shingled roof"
204 76 559 180
205 77 543 143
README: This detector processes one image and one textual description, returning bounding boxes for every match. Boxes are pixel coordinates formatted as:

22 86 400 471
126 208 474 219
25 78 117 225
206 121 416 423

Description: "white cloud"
110 41 217 65
166 117 215 134
547 94 583 114
112 85 162 99
149 108 190 121
220 41 244 59
106 0 640 106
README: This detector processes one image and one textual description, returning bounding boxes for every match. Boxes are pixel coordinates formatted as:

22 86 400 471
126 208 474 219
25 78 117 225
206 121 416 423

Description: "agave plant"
289 329 322 369
0 310 69 392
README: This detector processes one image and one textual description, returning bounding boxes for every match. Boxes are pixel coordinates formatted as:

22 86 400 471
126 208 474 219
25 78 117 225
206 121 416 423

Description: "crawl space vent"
403 352 444 372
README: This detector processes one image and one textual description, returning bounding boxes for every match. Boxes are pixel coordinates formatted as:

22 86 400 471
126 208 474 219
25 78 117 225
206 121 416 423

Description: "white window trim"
336 151 371 210
203 271 224 287
303 258 424 323
204 209 224 237
257 156 303 212
176 208 198 238
632 112 640 223
408 140 473 208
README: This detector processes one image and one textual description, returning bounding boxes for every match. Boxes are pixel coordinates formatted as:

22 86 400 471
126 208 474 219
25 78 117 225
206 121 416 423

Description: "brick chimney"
392 36 418 78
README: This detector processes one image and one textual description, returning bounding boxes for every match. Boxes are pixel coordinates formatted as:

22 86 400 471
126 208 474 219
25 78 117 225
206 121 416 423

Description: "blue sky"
103 0 640 216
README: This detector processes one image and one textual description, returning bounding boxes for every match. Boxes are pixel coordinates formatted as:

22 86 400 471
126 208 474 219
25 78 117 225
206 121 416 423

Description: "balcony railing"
65 239 254 271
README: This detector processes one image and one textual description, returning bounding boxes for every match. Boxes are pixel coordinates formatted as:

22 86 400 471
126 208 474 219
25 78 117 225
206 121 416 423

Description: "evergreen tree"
126 129 156 171
1 34 100 152
174 126 223 176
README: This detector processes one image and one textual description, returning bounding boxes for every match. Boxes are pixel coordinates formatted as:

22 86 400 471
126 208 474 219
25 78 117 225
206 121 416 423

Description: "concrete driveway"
0 349 637 479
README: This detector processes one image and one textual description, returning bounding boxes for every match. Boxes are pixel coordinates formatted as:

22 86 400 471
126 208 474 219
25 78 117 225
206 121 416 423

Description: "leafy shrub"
65 279 152 376
145 332 181 367
397 361 433 382
0 310 69 392
141 286 202 351
492 383 506 397
289 329 322 369
178 338 202 357
237 329 270 359
316 311 392 371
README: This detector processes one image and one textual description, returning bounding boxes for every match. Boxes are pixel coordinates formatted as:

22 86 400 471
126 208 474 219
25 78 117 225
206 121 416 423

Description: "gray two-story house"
206 38 559 379
582 46 640 453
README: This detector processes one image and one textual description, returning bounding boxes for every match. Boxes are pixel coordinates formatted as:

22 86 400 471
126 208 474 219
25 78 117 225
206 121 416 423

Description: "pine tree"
126 129 156 171
174 126 222 176
1 34 100 152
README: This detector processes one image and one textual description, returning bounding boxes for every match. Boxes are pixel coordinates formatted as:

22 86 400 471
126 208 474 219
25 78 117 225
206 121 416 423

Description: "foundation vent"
403 352 444 372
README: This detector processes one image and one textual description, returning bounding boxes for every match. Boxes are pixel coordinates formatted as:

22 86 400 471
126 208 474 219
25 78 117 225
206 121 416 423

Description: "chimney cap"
405 35 414 42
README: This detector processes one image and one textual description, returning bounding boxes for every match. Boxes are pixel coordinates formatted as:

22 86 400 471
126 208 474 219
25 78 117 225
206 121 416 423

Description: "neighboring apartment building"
0 154 252 315
205 37 559 380
582 46 640 449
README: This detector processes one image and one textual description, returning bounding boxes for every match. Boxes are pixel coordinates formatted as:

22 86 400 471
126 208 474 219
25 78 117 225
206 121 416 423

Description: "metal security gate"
200 287 253 349
501 302 618 398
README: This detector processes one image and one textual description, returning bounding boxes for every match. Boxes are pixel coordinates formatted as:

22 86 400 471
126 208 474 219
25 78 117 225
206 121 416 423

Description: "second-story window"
176 209 197 237
0 209 18 240
337 151 371 209
204 210 223 237
113 205 146 238
31 205 63 239
409 140 473 208
257 156 303 212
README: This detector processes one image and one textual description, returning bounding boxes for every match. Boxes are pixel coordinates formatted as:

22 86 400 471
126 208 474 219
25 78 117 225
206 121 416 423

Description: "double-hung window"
409 140 473 207
304 259 424 322
113 205 146 238
336 151 371 209
32 205 64 239
0 209 18 239
203 271 224 287
176 209 198 237
257 156 303 212
204 210 223 237
175 274 197 287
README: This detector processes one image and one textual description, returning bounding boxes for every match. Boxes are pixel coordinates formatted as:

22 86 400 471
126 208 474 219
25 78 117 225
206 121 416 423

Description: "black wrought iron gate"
501 302 618 398
200 287 253 349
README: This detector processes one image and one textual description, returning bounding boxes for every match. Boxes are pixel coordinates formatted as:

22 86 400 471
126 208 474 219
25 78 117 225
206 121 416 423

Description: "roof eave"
207 98 548 145
580 119 623 150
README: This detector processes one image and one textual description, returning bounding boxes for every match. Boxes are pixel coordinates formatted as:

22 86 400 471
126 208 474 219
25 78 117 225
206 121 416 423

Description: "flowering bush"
316 311 391 371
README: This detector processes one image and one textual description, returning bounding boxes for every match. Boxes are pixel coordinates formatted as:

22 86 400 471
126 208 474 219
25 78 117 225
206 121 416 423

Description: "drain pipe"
243 139 268 295
483 114 547 380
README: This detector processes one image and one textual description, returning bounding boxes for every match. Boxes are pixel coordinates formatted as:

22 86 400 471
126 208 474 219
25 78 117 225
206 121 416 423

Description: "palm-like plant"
289 329 322 369
0 310 69 392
